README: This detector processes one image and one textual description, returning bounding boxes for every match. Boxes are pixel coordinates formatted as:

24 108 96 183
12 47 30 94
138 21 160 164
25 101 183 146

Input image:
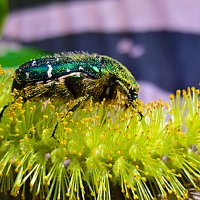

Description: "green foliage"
0 48 46 67
0 68 199 200
0 0 8 36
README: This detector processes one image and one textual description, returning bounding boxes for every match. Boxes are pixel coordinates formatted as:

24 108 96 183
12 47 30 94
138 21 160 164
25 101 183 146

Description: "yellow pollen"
43 115 48 119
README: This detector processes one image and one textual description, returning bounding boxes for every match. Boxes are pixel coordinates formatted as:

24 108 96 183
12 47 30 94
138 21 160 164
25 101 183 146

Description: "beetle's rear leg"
0 104 9 121
0 88 22 122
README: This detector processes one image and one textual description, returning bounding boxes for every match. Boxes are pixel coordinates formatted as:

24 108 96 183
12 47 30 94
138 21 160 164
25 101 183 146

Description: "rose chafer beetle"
0 52 143 120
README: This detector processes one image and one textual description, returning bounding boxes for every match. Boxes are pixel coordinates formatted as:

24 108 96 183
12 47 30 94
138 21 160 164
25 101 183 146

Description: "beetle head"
128 87 138 103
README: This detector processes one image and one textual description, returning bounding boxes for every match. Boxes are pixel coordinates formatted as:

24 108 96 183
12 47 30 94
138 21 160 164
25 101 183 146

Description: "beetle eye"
129 87 138 101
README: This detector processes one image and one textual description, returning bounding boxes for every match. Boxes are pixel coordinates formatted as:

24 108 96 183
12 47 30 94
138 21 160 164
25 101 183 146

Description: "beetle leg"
115 80 132 102
0 83 55 121
70 94 90 111
51 122 58 140
137 111 143 120
51 94 90 139
116 80 143 120
22 83 55 100
0 104 9 121
22 80 74 100
52 81 74 99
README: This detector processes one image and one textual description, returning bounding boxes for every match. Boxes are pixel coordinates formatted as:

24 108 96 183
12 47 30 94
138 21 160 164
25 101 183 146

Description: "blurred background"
0 0 199 102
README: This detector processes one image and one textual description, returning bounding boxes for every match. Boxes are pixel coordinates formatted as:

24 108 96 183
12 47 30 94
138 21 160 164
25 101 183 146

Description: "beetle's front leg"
116 80 143 120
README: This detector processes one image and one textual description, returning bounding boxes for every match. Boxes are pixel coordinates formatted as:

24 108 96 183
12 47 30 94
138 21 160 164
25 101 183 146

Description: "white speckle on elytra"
32 60 36 66
66 69 70 73
47 64 53 78
79 66 84 70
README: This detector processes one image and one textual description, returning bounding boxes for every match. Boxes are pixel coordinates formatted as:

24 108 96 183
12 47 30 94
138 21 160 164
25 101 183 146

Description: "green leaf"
0 0 8 36
0 48 46 67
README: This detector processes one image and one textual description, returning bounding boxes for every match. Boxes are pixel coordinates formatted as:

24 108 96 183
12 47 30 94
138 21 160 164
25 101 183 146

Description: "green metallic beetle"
0 52 142 120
